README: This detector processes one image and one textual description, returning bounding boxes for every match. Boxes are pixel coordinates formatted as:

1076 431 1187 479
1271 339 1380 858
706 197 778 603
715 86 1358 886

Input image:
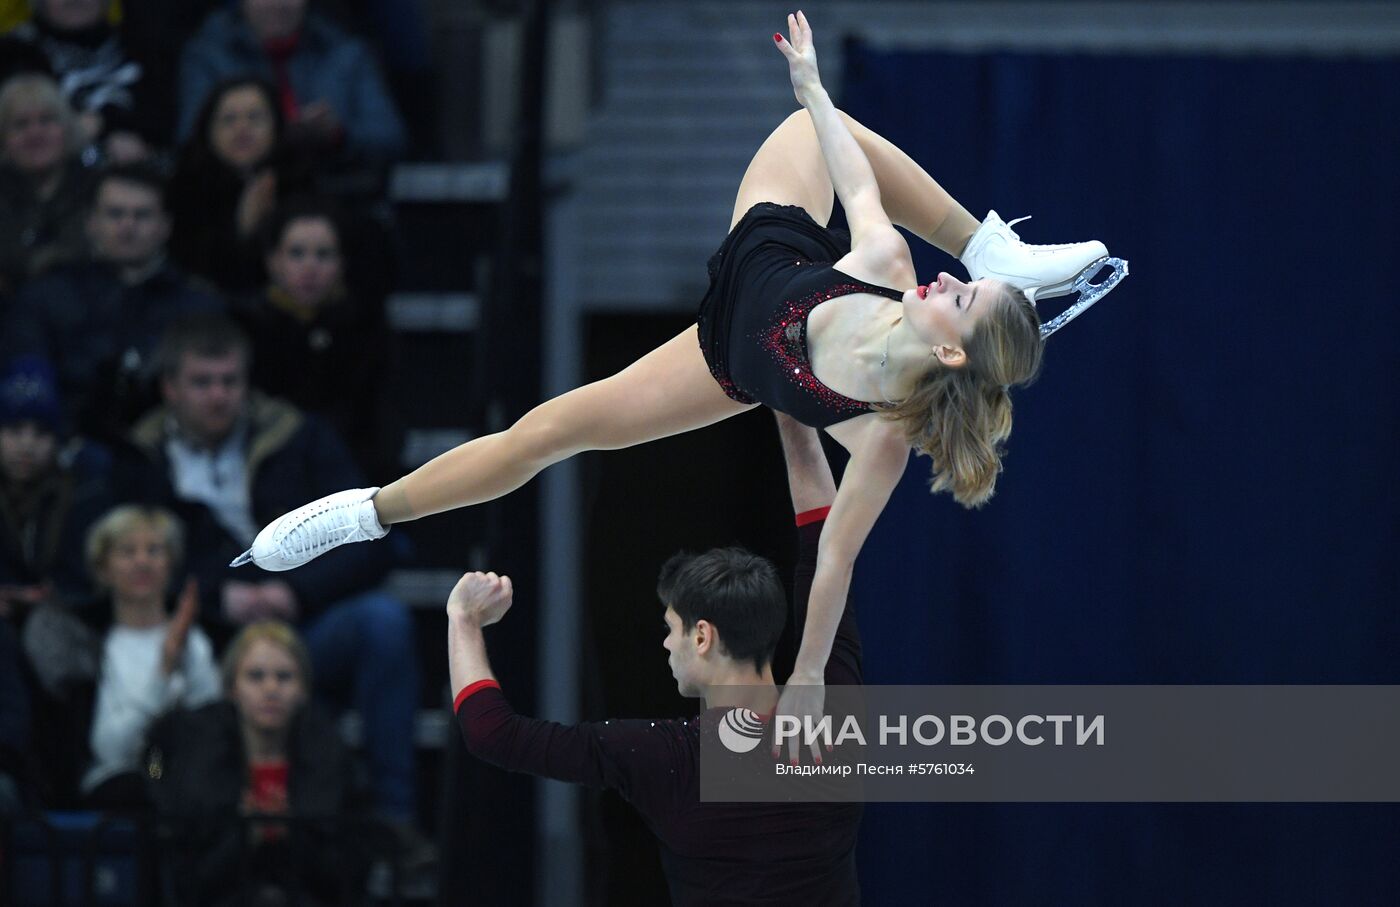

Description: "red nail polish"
774 33 782 42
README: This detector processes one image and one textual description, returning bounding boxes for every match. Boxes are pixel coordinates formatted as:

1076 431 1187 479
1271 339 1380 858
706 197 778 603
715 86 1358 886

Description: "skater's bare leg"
373 326 752 524
731 109 980 255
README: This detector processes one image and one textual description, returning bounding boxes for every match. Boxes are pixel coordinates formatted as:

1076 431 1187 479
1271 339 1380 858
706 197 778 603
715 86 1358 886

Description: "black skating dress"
696 202 904 429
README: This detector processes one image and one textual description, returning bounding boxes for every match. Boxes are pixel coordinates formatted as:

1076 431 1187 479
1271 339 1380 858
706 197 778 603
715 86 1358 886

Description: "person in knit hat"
0 355 111 624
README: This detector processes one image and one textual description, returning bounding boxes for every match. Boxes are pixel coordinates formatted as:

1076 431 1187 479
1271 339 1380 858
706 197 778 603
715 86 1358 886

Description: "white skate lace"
282 501 360 559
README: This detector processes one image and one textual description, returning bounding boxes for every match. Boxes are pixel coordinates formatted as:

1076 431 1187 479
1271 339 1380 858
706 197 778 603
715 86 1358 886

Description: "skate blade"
229 549 255 568
1038 257 1129 340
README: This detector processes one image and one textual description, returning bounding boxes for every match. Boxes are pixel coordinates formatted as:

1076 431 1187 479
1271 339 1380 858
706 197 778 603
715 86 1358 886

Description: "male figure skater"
447 413 864 905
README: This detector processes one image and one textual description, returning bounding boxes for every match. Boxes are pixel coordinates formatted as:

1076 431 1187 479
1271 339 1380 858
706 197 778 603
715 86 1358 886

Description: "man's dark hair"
91 162 170 215
657 547 787 672
156 313 253 380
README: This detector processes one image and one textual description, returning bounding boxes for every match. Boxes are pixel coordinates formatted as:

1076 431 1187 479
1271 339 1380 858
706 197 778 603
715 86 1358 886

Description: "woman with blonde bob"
82 504 219 807
0 72 93 291
238 14 1122 734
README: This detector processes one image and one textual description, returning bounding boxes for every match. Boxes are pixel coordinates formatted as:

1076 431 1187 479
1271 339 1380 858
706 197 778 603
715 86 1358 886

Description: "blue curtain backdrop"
842 42 1400 905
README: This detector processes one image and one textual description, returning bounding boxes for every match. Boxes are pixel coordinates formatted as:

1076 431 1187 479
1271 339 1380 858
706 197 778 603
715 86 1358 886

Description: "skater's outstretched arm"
772 413 906 762
794 419 904 681
769 12 911 762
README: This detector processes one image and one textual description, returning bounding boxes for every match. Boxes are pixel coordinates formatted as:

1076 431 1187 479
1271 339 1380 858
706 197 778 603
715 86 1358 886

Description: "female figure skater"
236 13 1119 736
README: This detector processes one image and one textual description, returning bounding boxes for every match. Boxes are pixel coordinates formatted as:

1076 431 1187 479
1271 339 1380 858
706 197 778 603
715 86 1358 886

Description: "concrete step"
390 162 510 204
387 293 482 332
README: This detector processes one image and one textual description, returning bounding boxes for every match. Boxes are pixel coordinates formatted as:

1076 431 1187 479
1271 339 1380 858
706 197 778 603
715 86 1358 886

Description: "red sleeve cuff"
795 506 831 527
454 678 501 713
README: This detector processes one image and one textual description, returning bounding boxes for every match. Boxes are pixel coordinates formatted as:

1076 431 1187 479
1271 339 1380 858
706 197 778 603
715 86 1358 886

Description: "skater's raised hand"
774 11 824 108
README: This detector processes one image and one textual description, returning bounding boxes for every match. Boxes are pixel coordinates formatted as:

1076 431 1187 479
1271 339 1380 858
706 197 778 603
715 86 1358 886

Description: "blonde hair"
0 73 85 166
84 504 185 585
879 284 1043 508
221 620 313 693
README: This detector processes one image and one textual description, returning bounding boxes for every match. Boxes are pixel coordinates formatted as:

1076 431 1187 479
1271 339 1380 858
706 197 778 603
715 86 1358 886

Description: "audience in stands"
147 620 369 906
81 505 220 809
0 72 93 296
0 0 443 883
168 76 312 293
124 314 425 850
2 164 223 441
177 0 406 164
232 197 385 472
8 0 169 159
0 356 111 623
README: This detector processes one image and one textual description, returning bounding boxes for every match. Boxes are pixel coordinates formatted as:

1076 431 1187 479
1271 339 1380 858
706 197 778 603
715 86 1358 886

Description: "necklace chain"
877 317 899 404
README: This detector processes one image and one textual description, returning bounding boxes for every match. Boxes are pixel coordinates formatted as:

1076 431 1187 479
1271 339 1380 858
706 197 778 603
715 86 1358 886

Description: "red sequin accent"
755 285 872 417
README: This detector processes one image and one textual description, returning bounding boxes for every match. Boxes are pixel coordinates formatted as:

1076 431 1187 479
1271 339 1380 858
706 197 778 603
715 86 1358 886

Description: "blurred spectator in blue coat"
2 164 223 441
177 0 406 164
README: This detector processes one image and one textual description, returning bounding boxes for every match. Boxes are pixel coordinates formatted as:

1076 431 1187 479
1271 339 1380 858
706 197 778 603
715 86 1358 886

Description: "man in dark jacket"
125 313 421 832
1 163 222 441
449 414 865 906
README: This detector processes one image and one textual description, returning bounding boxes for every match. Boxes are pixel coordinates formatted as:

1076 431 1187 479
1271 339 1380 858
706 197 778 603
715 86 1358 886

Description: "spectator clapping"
168 77 311 293
81 505 220 809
